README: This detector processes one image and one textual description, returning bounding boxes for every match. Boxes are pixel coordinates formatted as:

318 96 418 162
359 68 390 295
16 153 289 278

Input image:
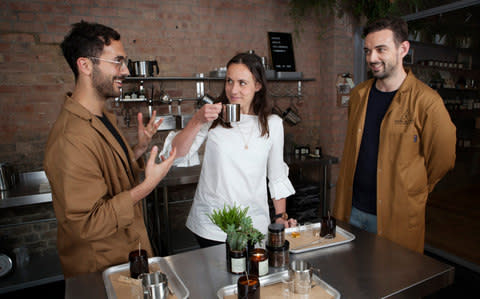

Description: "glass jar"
249 248 269 277
230 249 246 274
266 240 289 268
268 223 285 248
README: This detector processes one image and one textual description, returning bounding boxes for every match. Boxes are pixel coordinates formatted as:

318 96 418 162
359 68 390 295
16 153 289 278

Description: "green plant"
208 204 249 233
288 0 425 37
208 204 265 251
225 224 248 251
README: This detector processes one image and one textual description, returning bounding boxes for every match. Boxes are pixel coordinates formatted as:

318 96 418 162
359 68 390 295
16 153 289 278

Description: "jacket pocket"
386 127 420 167
407 187 428 229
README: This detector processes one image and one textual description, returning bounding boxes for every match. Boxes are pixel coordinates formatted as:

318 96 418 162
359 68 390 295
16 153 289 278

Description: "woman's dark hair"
60 21 121 80
363 17 408 46
211 52 271 137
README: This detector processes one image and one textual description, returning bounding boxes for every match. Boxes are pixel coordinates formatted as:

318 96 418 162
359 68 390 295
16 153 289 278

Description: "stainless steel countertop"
1 154 339 209
0 253 63 294
0 166 203 209
65 223 454 299
0 171 52 209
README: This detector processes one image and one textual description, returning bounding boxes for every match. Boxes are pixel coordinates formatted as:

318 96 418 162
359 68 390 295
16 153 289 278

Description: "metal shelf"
124 76 315 82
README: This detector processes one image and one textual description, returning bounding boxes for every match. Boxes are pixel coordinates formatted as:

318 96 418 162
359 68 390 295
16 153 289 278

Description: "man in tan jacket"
334 17 456 253
44 21 176 277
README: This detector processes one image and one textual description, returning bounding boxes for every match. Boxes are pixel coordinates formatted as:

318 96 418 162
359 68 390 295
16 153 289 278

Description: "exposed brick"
0 0 353 254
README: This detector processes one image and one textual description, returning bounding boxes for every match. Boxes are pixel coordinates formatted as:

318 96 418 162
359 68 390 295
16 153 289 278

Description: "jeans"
349 206 377 233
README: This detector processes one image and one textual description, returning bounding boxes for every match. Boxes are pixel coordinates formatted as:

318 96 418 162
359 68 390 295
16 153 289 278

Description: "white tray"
102 256 189 299
286 224 355 254
216 270 340 298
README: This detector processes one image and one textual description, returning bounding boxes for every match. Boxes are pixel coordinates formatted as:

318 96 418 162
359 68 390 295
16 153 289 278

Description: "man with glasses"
44 21 176 277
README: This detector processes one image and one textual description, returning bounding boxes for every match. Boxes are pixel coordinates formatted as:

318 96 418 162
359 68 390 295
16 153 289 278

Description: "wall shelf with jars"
114 76 315 130
407 40 480 152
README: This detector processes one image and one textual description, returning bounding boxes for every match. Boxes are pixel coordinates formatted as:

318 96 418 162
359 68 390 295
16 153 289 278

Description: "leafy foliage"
208 204 265 251
288 0 428 37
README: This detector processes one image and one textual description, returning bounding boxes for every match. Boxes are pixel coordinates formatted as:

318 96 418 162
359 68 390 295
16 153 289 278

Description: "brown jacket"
334 70 456 253
44 96 152 278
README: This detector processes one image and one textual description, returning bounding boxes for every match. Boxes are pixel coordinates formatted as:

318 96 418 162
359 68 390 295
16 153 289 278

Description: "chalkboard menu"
268 32 296 72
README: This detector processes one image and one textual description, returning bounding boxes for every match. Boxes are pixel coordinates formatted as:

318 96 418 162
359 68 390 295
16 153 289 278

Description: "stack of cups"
265 223 290 268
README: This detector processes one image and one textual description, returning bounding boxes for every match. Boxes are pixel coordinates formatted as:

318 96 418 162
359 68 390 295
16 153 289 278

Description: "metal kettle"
128 60 159 77
0 163 16 191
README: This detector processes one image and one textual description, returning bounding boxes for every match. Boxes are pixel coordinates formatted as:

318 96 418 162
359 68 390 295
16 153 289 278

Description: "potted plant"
208 204 265 273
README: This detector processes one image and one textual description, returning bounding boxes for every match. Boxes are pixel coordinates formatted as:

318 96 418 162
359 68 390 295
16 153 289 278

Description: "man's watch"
273 212 288 222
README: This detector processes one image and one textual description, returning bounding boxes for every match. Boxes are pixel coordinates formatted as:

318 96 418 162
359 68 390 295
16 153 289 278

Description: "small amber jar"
229 249 246 274
268 223 285 247
266 240 289 268
249 248 268 277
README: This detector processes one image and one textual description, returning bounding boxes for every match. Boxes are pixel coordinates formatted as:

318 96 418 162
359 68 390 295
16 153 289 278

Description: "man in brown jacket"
44 21 176 277
334 17 456 253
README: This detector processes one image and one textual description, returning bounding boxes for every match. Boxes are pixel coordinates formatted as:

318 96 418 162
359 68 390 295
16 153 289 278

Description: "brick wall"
0 0 354 255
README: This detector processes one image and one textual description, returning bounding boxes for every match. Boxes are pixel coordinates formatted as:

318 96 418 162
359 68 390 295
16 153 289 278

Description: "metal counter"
0 171 52 209
64 223 454 299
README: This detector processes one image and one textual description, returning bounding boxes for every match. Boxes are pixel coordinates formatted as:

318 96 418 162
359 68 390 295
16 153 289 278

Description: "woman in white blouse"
170 52 296 247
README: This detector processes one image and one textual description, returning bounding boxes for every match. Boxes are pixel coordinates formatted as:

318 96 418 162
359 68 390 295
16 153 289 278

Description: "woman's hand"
194 103 222 123
275 217 297 228
134 111 162 159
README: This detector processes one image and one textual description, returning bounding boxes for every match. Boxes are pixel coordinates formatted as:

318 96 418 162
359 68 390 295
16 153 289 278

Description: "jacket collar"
63 94 136 183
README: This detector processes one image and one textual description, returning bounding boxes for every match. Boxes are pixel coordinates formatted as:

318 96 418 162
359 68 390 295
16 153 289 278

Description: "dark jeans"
194 234 224 248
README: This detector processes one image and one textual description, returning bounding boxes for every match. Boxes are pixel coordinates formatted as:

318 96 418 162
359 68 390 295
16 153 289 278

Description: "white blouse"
161 114 295 242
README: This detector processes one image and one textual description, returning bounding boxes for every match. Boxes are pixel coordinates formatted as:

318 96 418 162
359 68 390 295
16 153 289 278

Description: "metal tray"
102 256 189 299
286 224 355 254
216 270 340 298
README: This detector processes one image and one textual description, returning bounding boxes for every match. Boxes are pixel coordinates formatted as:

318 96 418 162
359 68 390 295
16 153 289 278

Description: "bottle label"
231 257 246 273
258 259 269 276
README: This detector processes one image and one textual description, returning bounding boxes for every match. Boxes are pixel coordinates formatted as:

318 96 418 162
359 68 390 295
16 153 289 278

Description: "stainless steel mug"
134 61 147 77
289 260 319 294
138 271 169 299
222 103 240 123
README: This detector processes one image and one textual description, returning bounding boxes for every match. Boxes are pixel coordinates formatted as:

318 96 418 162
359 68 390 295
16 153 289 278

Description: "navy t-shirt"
352 82 397 215
97 114 133 177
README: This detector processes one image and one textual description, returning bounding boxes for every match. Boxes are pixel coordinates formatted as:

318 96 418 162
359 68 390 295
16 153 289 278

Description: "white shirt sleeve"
159 123 210 167
267 115 295 200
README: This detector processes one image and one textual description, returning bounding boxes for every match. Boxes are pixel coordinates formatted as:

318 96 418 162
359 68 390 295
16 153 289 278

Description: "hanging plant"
288 0 426 38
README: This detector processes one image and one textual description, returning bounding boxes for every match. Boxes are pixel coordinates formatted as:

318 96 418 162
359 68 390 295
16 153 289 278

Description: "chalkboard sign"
268 32 296 72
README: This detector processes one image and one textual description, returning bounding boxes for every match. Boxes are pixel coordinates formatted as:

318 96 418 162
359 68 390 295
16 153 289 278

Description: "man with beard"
44 21 176 277
334 17 456 253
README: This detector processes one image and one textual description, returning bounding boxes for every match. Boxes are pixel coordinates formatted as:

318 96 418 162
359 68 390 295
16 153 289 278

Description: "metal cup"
222 103 240 123
135 61 147 77
289 260 319 294
138 271 169 299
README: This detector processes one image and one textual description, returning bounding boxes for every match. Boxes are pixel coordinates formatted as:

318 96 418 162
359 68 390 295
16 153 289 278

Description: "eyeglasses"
88 57 128 69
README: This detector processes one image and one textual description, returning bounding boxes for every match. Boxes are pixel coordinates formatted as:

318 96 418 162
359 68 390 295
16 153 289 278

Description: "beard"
369 57 399 80
91 65 121 98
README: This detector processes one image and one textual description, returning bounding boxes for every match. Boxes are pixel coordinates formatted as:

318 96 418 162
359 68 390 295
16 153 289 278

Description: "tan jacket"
334 70 456 253
44 96 152 278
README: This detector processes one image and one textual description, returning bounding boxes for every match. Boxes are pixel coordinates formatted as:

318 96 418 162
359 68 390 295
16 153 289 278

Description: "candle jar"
230 248 247 274
129 249 149 279
249 248 268 277
267 223 285 247
266 240 289 268
237 274 260 299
